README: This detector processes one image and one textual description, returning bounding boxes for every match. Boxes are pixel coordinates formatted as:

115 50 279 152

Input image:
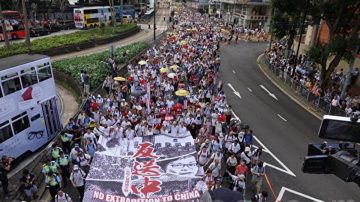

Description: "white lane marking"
276 187 324 202
227 83 236 91
227 83 242 99
277 114 287 122
260 85 278 101
232 70 236 74
234 91 242 99
231 111 296 177
254 135 296 177
247 87 252 92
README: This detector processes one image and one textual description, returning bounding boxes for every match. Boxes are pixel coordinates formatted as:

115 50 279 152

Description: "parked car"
30 27 51 37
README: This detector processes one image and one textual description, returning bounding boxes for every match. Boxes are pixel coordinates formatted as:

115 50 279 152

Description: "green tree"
271 0 307 54
56 0 69 20
109 0 116 32
30 2 37 21
307 0 360 90
22 0 31 49
0 2 10 49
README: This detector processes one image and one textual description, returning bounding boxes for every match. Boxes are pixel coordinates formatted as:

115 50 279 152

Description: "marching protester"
27 5 272 201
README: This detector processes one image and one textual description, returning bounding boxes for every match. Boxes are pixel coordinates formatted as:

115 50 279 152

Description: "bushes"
0 24 137 58
52 42 149 89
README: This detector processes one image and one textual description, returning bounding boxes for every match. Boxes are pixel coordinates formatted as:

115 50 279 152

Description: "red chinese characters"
131 142 162 198
133 142 158 159
131 177 162 198
133 159 161 177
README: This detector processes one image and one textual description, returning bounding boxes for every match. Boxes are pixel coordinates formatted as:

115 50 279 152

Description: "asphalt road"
219 42 360 201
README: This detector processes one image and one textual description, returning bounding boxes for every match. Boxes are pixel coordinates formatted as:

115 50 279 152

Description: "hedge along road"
52 8 171 61
0 29 80 47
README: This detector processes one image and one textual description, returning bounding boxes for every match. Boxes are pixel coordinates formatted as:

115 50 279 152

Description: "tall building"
209 0 271 31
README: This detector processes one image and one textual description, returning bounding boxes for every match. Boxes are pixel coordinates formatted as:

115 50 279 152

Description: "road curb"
256 53 322 120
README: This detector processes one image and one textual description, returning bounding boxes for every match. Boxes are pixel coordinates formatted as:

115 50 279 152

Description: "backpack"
56 193 69 202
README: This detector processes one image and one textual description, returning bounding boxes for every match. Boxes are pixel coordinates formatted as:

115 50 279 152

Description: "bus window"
0 121 13 144
37 66 52 82
21 67 38 88
84 9 98 14
11 112 30 134
31 114 40 122
86 18 99 24
0 86 2 98
1 73 21 95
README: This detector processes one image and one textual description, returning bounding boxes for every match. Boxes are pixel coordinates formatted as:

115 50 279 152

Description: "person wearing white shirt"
207 159 221 178
83 129 97 145
225 134 236 151
55 189 72 202
240 147 252 165
230 141 241 155
177 122 187 135
125 126 135 139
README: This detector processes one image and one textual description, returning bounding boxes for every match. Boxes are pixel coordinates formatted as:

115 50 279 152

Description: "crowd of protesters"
266 41 360 117
1 5 268 202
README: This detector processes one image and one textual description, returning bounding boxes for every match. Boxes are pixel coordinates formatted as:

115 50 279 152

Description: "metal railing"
264 55 347 117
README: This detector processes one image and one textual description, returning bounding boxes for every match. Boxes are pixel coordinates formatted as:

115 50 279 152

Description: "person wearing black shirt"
0 155 12 198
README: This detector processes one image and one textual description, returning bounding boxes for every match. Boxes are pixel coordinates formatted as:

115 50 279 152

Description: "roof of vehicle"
0 54 49 72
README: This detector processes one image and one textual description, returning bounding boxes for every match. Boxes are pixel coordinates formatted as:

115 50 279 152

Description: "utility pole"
153 0 156 42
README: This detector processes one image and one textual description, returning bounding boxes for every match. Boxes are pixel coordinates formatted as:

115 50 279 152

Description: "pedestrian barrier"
263 55 347 117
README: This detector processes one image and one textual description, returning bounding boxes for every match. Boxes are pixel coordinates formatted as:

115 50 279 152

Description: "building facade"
209 0 271 31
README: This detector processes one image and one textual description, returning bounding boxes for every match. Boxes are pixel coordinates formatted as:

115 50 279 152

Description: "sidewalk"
257 53 323 120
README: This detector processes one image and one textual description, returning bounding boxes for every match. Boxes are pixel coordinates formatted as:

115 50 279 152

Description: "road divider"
260 84 278 101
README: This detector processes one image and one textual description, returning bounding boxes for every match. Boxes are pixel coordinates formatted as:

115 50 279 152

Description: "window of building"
11 112 30 134
1 72 22 95
0 121 13 144
21 67 38 88
37 66 52 82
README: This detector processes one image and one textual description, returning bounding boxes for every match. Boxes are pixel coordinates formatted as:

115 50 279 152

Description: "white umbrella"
138 60 147 65
167 72 176 79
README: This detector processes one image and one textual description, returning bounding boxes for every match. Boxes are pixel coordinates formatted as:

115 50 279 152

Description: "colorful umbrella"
180 40 187 45
138 60 147 65
175 89 189 97
170 64 179 69
160 67 169 73
114 76 126 81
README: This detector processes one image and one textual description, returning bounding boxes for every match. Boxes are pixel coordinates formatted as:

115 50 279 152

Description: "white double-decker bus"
0 54 62 159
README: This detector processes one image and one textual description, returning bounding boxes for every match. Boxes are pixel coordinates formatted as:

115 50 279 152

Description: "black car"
30 27 51 37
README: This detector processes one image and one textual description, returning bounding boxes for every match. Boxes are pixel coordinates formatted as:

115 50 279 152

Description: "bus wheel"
12 34 18 40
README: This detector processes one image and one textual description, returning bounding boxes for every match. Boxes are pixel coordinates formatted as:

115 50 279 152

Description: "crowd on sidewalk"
266 41 360 116
1 6 268 202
